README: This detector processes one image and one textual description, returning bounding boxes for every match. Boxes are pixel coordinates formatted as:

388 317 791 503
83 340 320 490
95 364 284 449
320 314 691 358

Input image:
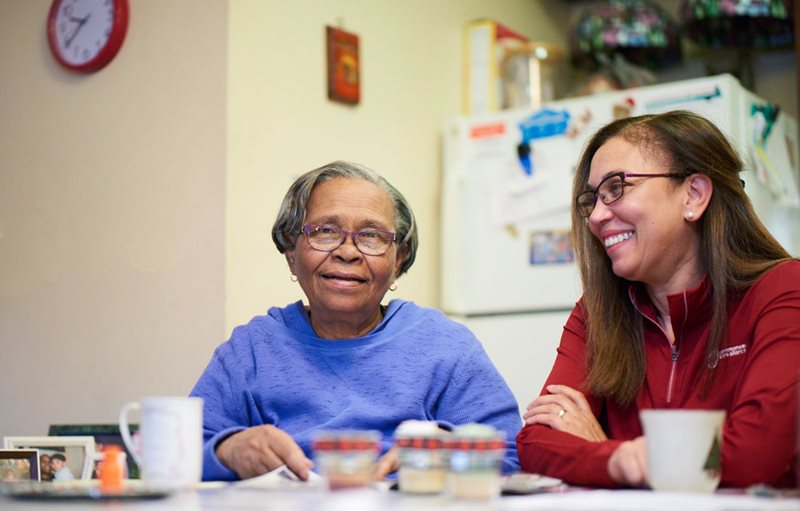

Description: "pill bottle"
444 423 505 500
395 420 448 494
312 430 380 491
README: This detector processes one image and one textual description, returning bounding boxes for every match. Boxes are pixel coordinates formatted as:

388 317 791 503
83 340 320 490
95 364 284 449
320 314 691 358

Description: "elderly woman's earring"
389 282 397 292
290 274 298 282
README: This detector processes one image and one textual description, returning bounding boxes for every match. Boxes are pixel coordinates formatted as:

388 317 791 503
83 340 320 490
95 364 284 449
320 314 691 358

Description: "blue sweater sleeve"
201 427 245 481
190 338 252 481
433 337 522 474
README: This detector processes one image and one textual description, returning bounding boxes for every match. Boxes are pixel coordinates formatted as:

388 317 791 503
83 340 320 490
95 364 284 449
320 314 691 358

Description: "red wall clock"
47 0 129 73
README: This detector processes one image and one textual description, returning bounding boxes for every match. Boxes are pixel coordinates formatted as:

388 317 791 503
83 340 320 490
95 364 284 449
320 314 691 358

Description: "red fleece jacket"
517 260 800 488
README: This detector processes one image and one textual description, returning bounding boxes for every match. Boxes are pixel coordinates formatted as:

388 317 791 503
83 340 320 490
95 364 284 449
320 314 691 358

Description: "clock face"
47 0 128 72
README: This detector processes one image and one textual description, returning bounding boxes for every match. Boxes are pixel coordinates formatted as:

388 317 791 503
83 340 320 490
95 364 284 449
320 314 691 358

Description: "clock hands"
65 13 91 49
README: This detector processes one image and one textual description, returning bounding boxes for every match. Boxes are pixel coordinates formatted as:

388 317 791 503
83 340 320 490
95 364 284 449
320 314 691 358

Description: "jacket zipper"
666 293 689 405
666 347 678 404
628 287 688 406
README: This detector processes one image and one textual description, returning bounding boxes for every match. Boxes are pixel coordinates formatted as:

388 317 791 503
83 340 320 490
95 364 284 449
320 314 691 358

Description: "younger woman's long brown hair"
571 110 791 406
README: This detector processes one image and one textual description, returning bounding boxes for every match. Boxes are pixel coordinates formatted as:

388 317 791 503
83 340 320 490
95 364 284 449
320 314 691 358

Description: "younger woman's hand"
523 384 607 442
607 436 648 487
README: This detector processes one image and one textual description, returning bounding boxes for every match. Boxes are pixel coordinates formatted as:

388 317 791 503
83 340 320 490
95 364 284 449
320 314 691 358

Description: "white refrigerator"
441 74 800 410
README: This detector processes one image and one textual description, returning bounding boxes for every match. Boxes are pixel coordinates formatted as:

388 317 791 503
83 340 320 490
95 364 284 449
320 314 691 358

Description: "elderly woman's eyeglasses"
575 172 686 218
301 224 397 256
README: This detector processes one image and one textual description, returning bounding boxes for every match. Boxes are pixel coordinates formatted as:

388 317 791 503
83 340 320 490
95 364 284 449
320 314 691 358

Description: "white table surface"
1 485 798 511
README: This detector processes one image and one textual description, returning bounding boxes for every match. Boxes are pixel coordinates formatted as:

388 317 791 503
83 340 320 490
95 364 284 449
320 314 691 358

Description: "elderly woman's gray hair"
272 160 418 276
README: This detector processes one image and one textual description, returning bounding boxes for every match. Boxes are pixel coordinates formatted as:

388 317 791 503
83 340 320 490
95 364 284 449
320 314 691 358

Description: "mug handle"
119 401 143 467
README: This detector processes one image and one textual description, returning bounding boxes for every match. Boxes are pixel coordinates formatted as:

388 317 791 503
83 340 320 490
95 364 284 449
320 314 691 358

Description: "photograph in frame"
0 449 40 482
48 423 139 479
2 436 94 481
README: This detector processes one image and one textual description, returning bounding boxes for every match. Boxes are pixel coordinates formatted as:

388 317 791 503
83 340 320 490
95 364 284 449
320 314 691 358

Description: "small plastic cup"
395 420 448 494
444 424 506 500
312 430 380 491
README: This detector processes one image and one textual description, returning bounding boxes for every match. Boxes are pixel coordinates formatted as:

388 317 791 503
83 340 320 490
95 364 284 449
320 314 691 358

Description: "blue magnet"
517 142 533 176
518 108 571 143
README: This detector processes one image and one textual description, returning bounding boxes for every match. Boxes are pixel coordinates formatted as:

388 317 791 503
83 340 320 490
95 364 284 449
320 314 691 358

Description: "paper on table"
233 465 323 491
502 473 564 494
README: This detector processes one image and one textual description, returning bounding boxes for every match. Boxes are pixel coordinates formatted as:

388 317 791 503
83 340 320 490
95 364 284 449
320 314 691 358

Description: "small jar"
395 420 448 494
444 424 506 500
312 430 380 491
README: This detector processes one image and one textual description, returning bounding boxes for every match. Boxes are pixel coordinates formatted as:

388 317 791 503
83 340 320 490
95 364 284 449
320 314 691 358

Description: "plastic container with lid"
395 420 448 494
99 445 126 492
444 423 506 500
312 430 380 491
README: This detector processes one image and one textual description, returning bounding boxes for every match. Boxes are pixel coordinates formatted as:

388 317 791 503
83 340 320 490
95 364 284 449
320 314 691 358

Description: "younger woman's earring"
290 274 298 282
686 211 695 220
389 282 397 292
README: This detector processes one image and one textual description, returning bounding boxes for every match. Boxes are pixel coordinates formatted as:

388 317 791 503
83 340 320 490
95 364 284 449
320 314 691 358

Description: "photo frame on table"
0 449 40 482
48 424 139 479
3 436 94 481
326 25 360 105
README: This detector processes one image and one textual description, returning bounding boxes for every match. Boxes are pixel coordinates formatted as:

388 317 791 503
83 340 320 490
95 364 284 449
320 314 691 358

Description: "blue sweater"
190 299 521 480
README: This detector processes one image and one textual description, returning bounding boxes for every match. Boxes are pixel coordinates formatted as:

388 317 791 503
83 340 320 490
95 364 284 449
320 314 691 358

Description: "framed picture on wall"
48 424 139 479
3 436 95 481
326 25 361 105
0 449 40 482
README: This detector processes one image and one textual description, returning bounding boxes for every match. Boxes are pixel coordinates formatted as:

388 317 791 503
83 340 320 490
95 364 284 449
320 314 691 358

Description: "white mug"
640 409 725 493
119 396 203 488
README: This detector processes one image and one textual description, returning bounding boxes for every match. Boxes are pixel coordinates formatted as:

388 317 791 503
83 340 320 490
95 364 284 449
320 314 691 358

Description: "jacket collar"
628 275 713 333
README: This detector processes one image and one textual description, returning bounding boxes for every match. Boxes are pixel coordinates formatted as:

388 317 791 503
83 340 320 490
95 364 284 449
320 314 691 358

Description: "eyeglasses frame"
576 171 687 218
301 223 397 256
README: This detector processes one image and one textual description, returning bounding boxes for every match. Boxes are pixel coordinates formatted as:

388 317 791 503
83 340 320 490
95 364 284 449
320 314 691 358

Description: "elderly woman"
517 111 799 488
191 160 521 481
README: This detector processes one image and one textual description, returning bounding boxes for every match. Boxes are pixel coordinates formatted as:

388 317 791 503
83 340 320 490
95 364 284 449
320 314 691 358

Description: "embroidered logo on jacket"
718 344 747 360
707 343 747 368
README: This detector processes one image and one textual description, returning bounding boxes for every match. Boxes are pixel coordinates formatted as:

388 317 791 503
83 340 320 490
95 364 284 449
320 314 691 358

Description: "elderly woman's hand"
607 436 648 487
370 445 399 481
522 384 607 442
216 425 314 480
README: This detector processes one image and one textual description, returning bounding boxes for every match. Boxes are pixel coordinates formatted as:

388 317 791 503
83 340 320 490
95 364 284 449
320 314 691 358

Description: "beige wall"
226 0 570 332
0 1 227 437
